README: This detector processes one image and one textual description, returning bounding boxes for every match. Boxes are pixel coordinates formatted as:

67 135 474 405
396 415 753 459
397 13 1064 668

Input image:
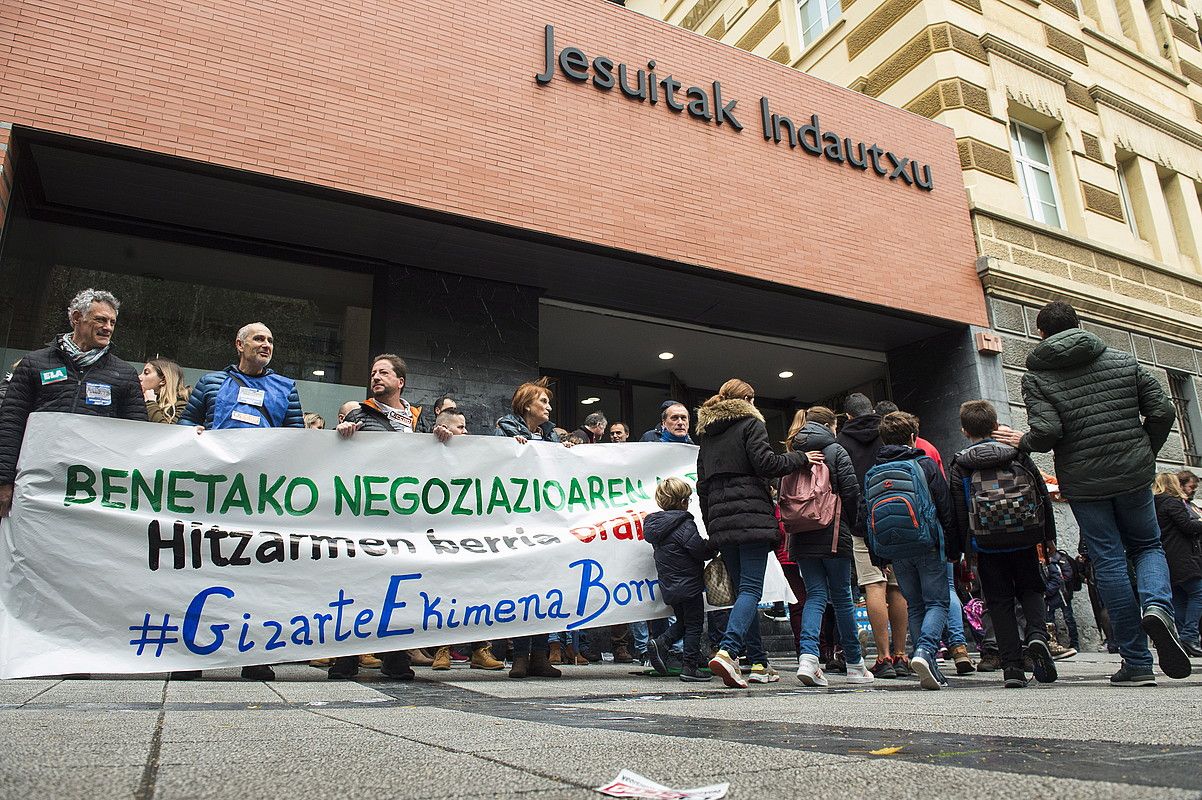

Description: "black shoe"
240 665 275 681
1025 639 1057 684
327 656 358 680
381 652 416 680
1141 605 1192 679
1183 641 1202 658
1022 656 1034 673
169 670 201 681
678 665 712 682
825 657 847 675
891 656 912 677
1110 661 1156 686
646 637 668 675
1003 668 1028 688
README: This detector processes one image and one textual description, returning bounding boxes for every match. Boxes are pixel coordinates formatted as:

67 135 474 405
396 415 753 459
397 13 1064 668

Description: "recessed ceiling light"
312 370 326 377
658 352 674 360
778 371 794 378
581 397 600 405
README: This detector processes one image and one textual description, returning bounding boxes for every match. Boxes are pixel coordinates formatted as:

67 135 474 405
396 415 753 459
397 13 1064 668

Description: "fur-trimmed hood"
696 398 763 437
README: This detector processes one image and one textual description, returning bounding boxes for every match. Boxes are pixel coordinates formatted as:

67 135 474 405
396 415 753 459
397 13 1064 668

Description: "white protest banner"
0 414 790 678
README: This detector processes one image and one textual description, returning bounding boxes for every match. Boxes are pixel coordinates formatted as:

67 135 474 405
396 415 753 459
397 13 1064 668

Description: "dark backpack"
967 459 1044 541
864 458 942 560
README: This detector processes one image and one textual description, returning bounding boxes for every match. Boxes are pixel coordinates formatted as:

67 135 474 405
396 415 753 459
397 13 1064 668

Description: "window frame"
1009 120 1065 229
796 0 842 49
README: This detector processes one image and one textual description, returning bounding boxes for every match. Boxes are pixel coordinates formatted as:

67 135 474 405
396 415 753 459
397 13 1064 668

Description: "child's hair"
959 400 998 439
878 411 919 445
655 477 692 511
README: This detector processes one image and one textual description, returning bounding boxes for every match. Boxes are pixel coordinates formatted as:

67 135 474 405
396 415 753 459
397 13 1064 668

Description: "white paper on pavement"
594 769 729 799
0 413 792 678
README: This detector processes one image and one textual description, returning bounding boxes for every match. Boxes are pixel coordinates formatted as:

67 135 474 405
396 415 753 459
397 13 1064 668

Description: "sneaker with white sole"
1141 605 1192 679
845 660 876 685
708 649 748 688
796 653 828 687
748 663 780 683
910 649 943 690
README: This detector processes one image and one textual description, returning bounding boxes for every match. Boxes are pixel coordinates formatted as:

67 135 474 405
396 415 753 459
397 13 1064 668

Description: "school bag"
966 459 1044 541
864 458 942 560
779 461 840 532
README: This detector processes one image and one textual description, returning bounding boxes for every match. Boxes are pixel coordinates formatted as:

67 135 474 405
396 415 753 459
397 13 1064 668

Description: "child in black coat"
643 477 716 682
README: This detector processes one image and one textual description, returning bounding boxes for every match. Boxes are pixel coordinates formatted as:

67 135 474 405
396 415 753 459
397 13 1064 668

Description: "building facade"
638 0 1202 471
2 0 999 453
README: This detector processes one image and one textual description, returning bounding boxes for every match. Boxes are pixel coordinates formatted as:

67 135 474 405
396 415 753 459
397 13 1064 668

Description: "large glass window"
797 0 841 48
1010 121 1064 229
1168 371 1201 467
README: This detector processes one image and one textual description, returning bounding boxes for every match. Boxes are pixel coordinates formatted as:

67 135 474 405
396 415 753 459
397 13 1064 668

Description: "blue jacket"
178 365 303 430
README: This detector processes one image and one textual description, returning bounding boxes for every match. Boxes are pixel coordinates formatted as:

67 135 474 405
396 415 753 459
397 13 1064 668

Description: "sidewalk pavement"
2 650 1200 799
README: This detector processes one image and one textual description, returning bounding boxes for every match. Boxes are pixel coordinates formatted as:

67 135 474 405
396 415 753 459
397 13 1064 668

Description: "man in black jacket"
994 300 1189 684
0 288 146 518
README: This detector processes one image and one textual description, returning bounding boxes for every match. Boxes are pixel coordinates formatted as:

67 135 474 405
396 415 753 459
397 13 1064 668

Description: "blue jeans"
1172 577 1202 645
797 557 862 663
718 542 771 664
629 621 649 654
1070 488 1175 670
944 562 967 647
891 550 950 657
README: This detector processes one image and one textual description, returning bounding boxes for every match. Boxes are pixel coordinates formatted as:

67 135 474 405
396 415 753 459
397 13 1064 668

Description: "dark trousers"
659 595 706 668
977 547 1048 670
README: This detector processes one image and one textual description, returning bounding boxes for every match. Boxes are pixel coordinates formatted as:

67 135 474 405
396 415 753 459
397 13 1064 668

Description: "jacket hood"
839 414 882 444
642 510 693 546
876 444 922 463
1027 329 1106 371
954 439 1020 470
792 421 836 452
696 398 762 436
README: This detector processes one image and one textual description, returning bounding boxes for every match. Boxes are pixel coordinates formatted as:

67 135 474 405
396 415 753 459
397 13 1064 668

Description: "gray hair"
584 412 608 427
236 322 270 343
67 289 120 324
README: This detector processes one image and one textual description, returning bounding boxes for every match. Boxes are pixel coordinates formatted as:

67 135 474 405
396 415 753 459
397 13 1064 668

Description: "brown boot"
358 654 382 669
509 654 529 679
574 652 589 666
950 644 975 674
431 647 452 670
407 648 434 666
549 641 563 664
528 651 562 678
613 645 635 664
470 645 505 670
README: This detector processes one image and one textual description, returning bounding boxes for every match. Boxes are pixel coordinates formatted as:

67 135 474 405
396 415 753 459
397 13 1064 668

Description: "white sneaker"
845 660 876 685
797 653 828 687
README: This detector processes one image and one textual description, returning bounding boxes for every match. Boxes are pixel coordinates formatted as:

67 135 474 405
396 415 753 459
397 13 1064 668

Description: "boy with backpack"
860 412 956 690
948 400 1058 688
643 477 717 682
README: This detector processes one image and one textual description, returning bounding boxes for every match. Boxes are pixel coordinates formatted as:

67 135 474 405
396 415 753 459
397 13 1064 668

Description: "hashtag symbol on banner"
128 613 179 657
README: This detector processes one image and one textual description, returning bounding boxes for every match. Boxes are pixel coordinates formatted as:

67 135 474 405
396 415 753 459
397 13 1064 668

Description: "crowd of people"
0 290 1197 689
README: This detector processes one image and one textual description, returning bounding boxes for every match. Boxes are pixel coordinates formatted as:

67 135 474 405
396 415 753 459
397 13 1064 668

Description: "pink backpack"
779 461 842 551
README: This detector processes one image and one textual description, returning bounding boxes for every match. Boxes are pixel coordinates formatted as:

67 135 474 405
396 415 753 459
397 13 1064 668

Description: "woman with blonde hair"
1153 472 1202 656
139 358 190 424
695 378 816 687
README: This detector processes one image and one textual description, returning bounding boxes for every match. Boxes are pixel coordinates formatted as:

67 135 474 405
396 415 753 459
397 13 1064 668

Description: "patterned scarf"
58 332 109 368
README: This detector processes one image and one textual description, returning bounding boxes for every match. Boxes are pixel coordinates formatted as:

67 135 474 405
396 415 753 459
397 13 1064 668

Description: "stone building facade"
635 0 1202 469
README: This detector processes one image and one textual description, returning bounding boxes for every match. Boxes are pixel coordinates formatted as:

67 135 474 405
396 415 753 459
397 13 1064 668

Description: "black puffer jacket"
1154 493 1202 585
1020 329 1174 502
695 399 806 549
836 413 883 486
0 342 146 483
643 509 715 605
788 422 859 559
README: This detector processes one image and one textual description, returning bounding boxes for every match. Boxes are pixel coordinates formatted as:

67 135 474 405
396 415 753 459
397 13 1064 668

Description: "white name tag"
84 382 112 406
231 410 262 426
237 386 266 407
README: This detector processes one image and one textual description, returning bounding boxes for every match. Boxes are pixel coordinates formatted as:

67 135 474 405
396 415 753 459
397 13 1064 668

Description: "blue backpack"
864 458 942 560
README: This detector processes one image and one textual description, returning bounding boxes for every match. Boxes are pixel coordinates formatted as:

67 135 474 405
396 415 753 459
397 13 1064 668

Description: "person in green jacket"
993 300 1190 686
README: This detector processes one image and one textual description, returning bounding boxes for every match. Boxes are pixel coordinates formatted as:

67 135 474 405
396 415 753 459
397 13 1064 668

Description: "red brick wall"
0 0 986 325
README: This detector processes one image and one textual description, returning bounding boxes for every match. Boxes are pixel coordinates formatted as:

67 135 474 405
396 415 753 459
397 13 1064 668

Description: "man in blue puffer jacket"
174 321 302 683
178 322 303 431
